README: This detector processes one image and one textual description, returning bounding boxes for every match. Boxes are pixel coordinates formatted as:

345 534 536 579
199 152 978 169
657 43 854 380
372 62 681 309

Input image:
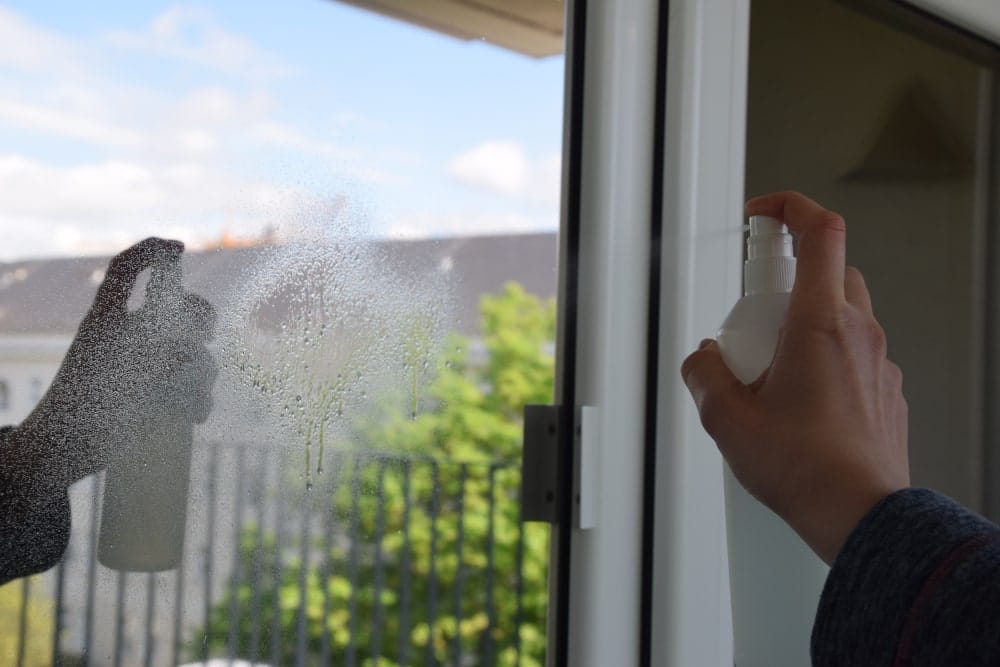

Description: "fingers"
844 266 873 316
92 238 184 321
746 191 847 308
680 340 757 450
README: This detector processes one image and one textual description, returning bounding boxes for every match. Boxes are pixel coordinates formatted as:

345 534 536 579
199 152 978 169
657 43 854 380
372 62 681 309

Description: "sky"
0 0 565 260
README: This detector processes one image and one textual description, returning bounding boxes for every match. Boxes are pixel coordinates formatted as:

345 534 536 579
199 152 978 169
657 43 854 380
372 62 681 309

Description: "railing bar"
451 464 468 667
227 447 246 665
398 460 413 665
16 576 29 667
269 452 287 667
201 444 219 664
248 449 269 663
171 539 186 667
514 468 526 667
113 569 126 667
345 453 364 667
371 458 388 663
319 450 341 666
143 572 156 667
52 545 67 667
294 474 313 667
424 461 440 667
83 474 100 666
485 464 498 667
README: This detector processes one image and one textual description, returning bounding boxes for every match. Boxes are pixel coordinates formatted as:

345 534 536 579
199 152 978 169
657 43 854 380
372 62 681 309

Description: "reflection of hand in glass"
1 238 218 583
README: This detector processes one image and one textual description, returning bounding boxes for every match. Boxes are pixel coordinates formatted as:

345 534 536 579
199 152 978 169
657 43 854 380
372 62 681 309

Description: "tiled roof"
0 233 558 336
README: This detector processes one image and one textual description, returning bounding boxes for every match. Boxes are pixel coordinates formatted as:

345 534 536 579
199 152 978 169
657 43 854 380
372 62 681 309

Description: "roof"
338 0 564 58
0 233 558 337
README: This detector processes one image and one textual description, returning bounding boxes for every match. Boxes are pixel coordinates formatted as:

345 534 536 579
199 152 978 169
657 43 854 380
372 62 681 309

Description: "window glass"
0 2 564 665
747 0 988 510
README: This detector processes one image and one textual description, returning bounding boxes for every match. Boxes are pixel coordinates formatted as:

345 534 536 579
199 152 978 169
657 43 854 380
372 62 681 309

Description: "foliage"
0 576 54 667
199 282 555 665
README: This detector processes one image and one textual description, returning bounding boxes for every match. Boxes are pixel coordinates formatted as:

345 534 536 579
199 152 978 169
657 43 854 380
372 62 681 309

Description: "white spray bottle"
98 254 193 572
717 215 828 667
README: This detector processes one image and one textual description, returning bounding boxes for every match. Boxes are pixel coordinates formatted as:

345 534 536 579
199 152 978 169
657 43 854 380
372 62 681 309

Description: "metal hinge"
521 404 599 529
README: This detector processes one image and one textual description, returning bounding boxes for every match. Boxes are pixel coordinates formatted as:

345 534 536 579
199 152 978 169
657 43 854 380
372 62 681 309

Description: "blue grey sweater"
812 488 1000 665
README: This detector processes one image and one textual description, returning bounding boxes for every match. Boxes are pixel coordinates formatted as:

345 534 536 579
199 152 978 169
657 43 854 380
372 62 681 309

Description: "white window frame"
562 0 1000 666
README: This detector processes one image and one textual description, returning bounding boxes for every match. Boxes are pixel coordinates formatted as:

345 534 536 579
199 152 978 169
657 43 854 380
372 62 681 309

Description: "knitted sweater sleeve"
812 488 1000 666
0 426 71 586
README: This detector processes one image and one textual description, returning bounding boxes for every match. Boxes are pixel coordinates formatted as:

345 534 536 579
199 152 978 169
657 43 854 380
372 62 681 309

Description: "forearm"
0 426 72 585
812 488 1000 665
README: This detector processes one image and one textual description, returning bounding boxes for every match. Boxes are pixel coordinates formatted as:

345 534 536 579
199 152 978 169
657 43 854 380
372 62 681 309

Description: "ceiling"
338 0 564 58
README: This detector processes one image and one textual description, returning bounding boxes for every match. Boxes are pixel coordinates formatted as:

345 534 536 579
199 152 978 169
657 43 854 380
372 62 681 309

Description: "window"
0 2 565 665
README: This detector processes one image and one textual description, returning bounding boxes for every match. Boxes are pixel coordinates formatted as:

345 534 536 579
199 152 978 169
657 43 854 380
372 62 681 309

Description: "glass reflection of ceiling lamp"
843 81 972 182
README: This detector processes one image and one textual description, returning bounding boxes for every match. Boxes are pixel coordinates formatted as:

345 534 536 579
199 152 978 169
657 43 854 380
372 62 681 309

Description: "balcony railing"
3 442 545 667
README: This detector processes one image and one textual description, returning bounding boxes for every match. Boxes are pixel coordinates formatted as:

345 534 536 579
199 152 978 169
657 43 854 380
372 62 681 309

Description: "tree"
0 576 54 666
200 282 555 666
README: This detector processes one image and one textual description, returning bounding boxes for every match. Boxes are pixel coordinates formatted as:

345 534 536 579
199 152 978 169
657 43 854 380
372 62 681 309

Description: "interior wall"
746 0 986 509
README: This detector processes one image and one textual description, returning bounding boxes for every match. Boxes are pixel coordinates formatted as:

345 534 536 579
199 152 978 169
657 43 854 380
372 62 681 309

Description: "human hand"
13 238 217 487
680 191 910 564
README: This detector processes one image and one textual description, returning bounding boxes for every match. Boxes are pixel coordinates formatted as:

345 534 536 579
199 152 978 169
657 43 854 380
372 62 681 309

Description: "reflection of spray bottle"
717 216 827 667
98 254 192 572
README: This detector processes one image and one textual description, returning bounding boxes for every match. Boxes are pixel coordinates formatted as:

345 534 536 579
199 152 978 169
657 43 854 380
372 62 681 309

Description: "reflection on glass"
743 0 988 664
0 1 564 665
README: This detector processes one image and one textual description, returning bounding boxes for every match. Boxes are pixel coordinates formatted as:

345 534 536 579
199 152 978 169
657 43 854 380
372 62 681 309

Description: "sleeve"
811 487 1000 666
0 426 71 586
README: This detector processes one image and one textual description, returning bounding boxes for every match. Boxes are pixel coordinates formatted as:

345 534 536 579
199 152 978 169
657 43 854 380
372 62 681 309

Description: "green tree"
200 282 555 666
0 576 54 666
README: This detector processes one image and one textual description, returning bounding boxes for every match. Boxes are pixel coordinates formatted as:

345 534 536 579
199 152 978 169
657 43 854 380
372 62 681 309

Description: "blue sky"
0 0 564 259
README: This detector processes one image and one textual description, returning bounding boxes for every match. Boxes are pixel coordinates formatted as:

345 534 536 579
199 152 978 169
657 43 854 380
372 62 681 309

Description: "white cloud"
0 98 144 148
251 121 354 160
386 210 557 239
0 6 85 74
448 140 561 206
449 140 528 196
0 150 360 259
104 6 292 80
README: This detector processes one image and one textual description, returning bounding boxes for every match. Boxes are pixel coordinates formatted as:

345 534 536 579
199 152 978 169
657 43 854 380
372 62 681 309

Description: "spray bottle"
716 216 828 666
98 254 193 572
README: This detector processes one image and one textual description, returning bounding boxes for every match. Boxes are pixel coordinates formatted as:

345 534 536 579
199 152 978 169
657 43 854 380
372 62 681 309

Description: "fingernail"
698 338 714 350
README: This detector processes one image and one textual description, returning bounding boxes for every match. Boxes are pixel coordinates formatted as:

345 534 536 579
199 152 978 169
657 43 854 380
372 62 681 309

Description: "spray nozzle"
744 215 796 296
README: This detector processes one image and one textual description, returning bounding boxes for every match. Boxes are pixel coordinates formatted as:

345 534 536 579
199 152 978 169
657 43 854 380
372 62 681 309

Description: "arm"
0 426 71 585
0 238 216 586
814 488 1000 665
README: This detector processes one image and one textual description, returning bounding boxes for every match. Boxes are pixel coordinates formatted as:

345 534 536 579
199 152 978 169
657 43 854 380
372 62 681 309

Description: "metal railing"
3 442 546 667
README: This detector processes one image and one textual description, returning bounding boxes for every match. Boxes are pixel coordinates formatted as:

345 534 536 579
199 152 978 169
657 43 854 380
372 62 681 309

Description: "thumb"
680 340 757 449
91 238 184 322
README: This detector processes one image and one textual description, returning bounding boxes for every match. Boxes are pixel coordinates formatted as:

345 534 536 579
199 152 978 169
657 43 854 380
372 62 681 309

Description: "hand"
680 191 910 564
12 238 218 487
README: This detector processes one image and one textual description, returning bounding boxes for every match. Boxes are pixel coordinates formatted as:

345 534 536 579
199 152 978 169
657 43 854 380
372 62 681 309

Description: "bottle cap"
744 215 796 295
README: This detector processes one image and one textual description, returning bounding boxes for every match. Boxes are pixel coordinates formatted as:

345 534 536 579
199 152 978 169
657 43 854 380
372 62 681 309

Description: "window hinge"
521 404 599 529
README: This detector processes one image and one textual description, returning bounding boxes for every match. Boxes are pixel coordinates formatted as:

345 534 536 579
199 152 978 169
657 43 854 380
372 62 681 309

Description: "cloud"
448 140 561 206
0 152 315 259
0 98 144 148
0 6 86 74
449 140 527 195
104 6 293 80
385 210 557 239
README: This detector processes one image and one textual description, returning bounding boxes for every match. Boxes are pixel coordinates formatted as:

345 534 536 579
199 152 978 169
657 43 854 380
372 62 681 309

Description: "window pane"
0 2 564 665
747 0 988 510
